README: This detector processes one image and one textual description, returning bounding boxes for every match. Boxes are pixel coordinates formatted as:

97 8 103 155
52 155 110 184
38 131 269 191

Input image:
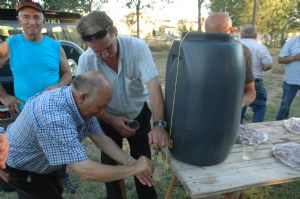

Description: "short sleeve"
137 41 159 83
260 45 273 65
279 39 292 58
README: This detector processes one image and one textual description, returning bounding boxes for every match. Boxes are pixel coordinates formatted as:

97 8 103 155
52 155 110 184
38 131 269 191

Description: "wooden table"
165 121 300 199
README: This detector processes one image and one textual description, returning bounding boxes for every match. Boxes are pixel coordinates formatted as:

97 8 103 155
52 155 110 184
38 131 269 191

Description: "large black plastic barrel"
165 32 245 166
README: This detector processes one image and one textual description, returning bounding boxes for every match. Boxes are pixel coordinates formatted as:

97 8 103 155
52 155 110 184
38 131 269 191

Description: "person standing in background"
276 35 300 120
76 11 168 199
205 13 256 109
240 24 273 123
0 0 75 193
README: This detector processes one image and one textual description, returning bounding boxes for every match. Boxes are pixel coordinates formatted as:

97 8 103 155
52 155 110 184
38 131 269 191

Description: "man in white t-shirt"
240 24 273 123
76 11 168 199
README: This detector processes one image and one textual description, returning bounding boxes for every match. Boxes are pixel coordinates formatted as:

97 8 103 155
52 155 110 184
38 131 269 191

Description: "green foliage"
208 0 300 47
0 0 108 12
208 0 249 26
42 0 108 12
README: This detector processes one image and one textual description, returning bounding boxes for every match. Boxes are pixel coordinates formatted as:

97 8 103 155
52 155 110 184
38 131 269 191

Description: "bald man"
0 71 154 199
205 13 256 109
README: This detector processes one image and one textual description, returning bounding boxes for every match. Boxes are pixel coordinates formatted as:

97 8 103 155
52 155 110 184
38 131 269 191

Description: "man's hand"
130 156 155 187
1 95 23 114
0 134 8 169
148 127 169 149
110 116 135 137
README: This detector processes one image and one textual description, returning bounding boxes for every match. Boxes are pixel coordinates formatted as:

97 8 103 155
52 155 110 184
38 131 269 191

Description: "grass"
1 47 300 199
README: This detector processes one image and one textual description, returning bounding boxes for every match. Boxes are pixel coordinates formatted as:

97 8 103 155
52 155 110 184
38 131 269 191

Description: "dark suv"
0 8 84 125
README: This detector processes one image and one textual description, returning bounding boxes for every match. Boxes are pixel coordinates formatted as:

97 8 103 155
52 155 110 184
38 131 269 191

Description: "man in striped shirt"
0 72 154 199
276 35 300 120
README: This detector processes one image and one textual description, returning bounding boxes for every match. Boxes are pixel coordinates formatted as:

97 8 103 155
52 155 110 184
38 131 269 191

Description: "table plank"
167 121 300 198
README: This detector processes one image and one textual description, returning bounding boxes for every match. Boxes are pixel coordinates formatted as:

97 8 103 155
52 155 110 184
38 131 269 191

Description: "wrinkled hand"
1 95 22 114
0 134 8 169
111 116 135 138
148 127 169 149
131 156 155 187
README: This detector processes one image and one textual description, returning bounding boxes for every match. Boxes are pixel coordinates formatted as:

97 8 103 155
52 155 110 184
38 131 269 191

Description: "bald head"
72 71 112 100
205 13 233 34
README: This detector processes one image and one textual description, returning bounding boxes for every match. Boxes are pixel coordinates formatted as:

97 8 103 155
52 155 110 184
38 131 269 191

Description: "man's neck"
24 33 43 42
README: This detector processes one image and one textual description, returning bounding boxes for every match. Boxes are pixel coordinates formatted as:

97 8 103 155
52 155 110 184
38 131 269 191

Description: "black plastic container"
165 32 245 166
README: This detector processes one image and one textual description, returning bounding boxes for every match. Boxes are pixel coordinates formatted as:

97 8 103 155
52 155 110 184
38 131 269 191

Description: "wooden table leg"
165 174 177 199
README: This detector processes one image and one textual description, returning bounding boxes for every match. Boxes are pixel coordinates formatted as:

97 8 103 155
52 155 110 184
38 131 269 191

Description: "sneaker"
61 176 76 194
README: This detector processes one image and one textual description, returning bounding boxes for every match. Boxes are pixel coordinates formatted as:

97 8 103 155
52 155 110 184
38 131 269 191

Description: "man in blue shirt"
0 0 74 192
276 35 300 120
0 71 154 199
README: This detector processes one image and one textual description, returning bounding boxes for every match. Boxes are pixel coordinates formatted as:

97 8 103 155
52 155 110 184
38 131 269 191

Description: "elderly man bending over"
0 71 154 199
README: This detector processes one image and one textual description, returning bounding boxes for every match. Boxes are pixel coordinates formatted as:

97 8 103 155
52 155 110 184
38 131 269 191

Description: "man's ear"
229 27 237 34
77 92 88 104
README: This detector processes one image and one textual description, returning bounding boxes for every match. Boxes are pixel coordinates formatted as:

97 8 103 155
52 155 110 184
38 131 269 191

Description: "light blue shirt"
76 36 159 119
7 34 61 107
6 87 102 174
279 35 300 85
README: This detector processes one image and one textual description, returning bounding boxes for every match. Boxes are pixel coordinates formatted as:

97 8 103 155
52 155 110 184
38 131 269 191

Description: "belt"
255 79 262 83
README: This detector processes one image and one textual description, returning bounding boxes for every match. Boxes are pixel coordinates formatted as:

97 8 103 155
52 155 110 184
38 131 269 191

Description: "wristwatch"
153 120 167 128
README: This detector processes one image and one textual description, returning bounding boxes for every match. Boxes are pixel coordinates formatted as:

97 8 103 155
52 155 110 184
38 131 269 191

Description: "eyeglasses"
82 26 112 42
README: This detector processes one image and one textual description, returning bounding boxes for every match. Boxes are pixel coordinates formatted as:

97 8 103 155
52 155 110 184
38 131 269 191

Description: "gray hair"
77 11 113 37
241 24 256 38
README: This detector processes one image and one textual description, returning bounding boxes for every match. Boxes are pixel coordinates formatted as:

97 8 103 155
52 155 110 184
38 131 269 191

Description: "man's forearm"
0 84 9 100
147 79 165 121
89 133 130 164
70 159 135 182
58 71 72 86
278 56 297 64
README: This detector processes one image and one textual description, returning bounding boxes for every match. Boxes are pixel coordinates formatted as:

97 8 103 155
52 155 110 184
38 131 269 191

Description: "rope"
164 32 190 171
168 32 190 149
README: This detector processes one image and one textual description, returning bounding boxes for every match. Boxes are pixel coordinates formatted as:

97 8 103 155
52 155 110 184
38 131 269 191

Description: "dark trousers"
59 164 68 179
276 81 300 120
0 165 63 199
99 103 157 199
241 79 267 123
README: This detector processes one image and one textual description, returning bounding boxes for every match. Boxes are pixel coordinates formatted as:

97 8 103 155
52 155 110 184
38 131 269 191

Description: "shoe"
61 176 76 194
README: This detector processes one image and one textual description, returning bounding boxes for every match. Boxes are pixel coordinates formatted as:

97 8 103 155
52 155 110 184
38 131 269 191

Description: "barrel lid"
181 32 235 42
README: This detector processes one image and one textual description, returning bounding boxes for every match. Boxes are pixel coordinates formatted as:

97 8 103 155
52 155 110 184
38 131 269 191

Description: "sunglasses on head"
82 26 112 42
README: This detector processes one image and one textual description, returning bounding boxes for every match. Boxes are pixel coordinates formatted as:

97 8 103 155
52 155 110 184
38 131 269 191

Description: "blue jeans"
276 82 300 120
241 79 267 123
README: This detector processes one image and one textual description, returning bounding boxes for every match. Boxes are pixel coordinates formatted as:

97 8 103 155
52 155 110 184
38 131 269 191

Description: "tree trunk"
198 0 202 32
252 0 258 25
136 0 140 38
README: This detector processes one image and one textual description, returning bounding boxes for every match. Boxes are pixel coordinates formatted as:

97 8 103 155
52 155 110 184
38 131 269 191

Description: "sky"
100 0 208 22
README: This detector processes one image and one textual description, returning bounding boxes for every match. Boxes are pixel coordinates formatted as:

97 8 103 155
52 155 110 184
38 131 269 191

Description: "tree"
42 0 108 12
197 0 205 32
0 0 107 12
208 0 300 47
256 0 300 46
0 0 17 8
121 0 172 38
208 0 250 26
